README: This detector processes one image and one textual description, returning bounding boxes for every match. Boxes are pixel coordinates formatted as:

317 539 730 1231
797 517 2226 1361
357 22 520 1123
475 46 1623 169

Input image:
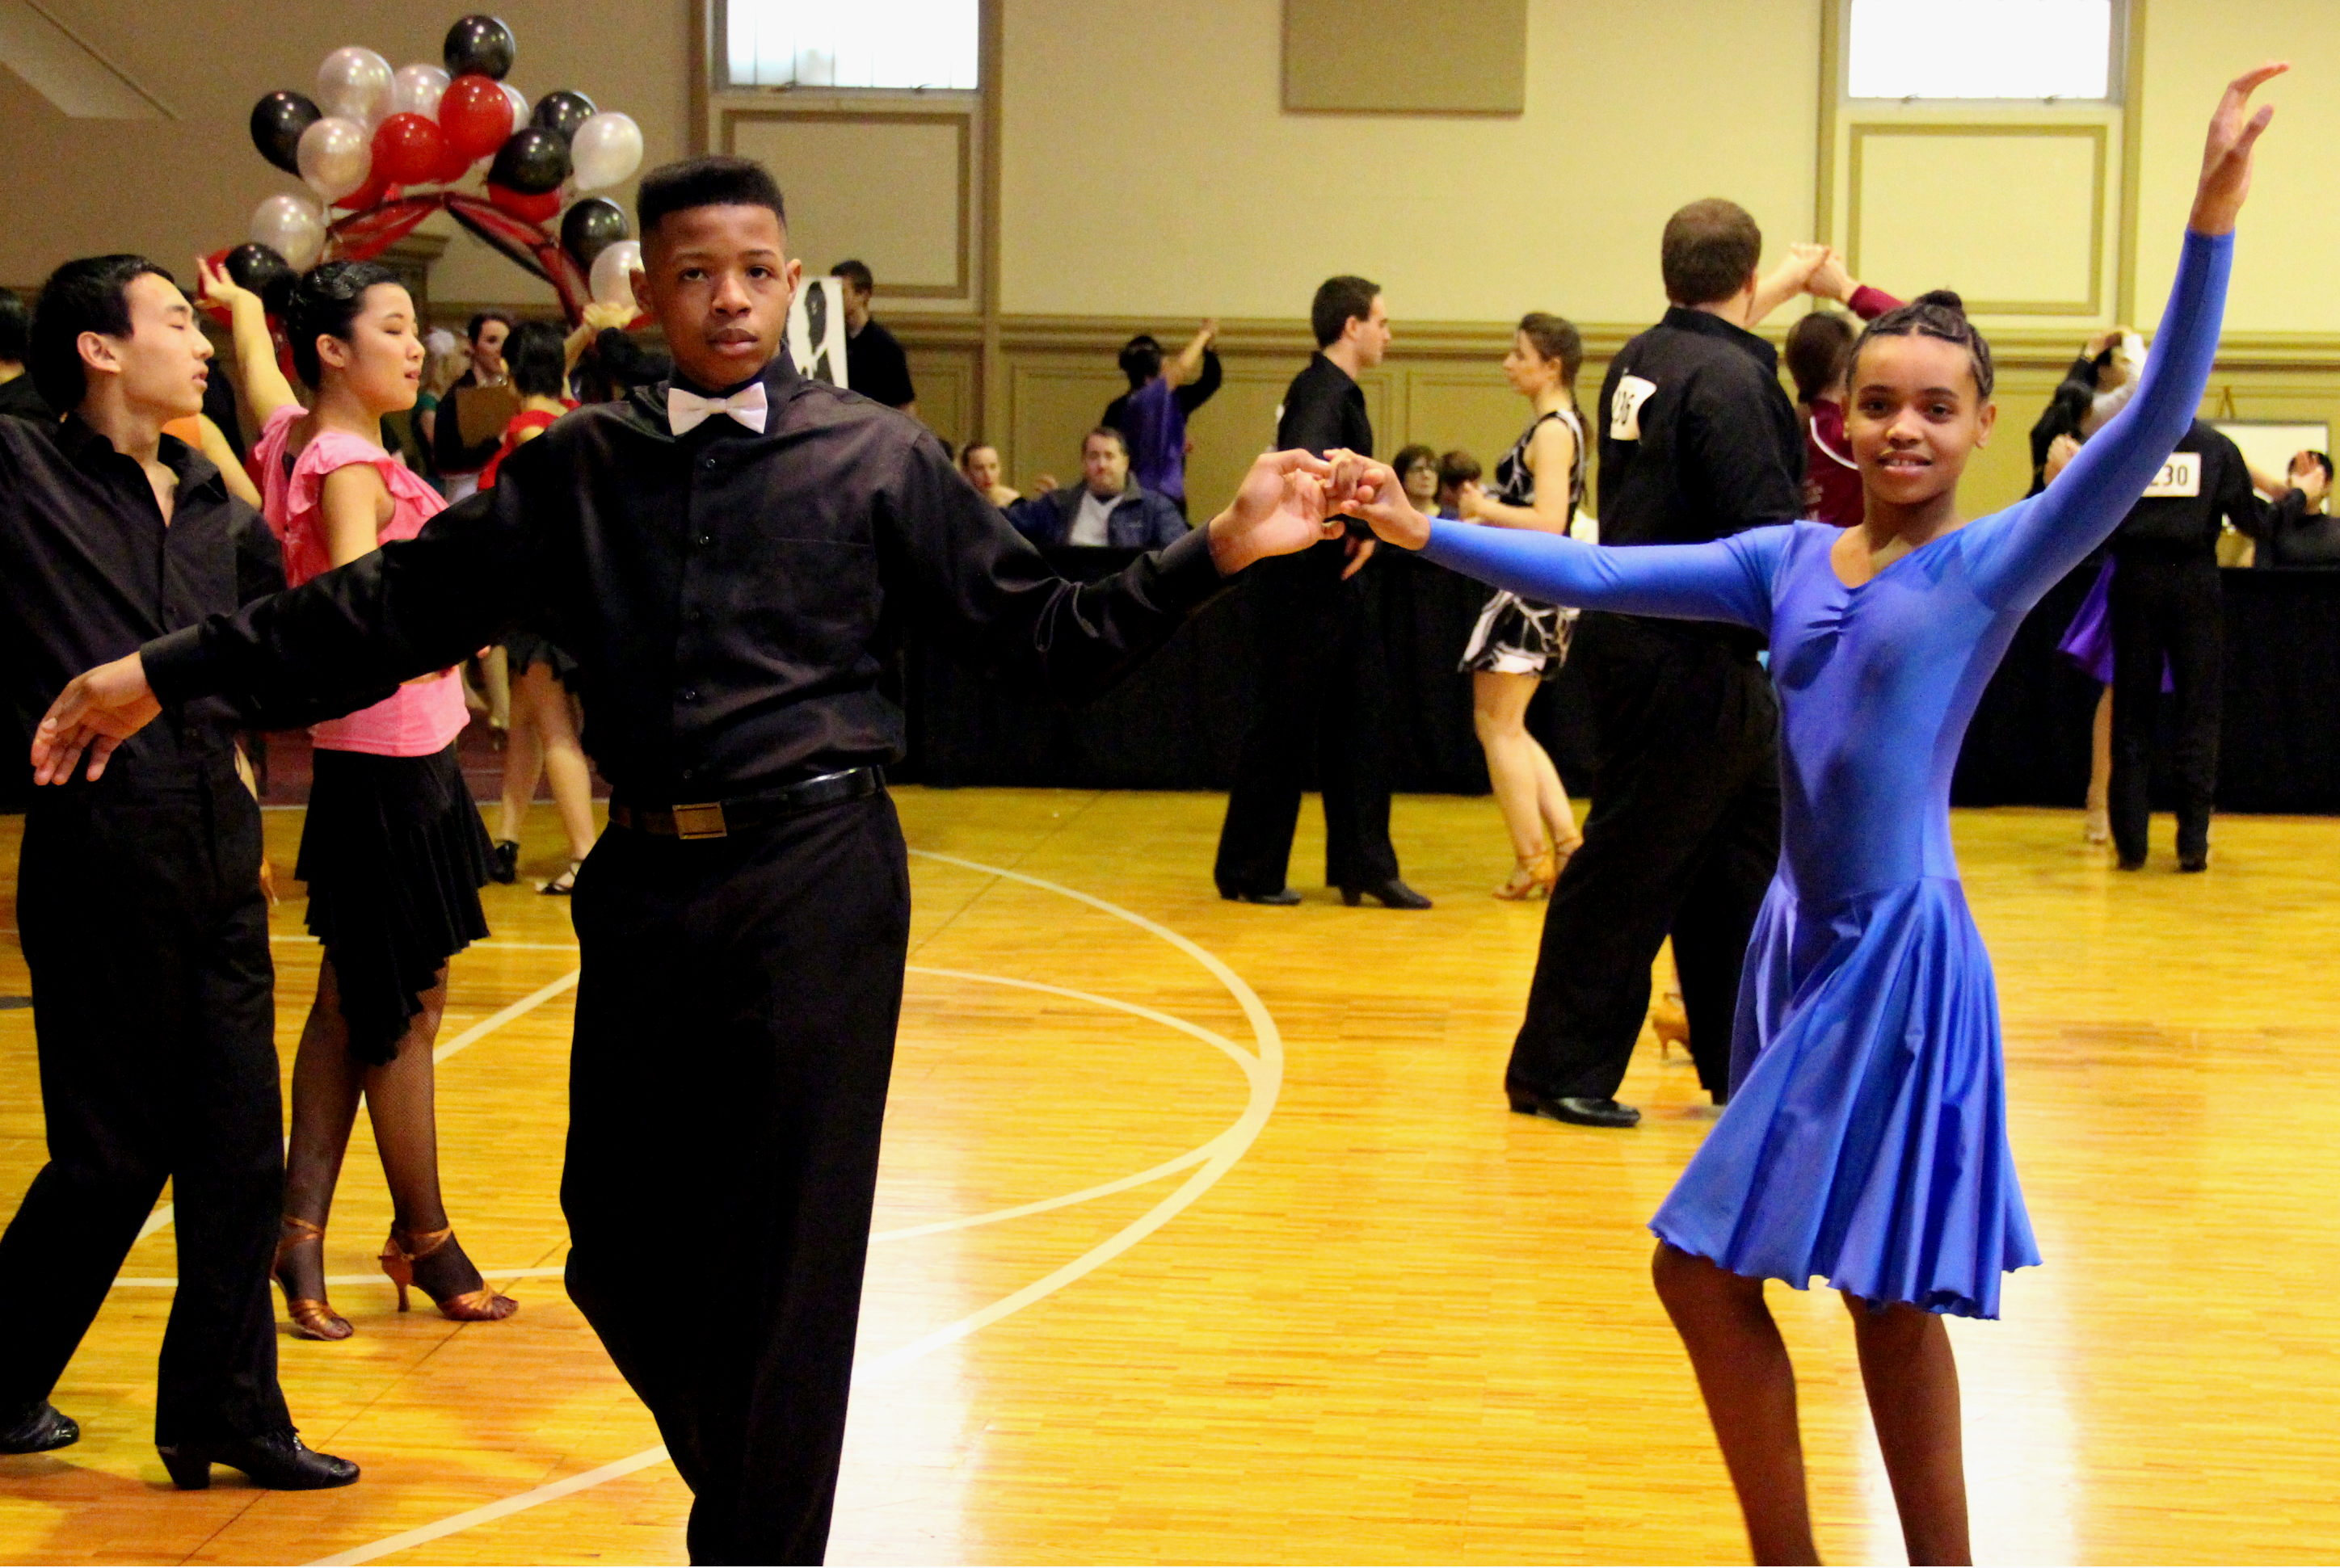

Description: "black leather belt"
607 767 882 839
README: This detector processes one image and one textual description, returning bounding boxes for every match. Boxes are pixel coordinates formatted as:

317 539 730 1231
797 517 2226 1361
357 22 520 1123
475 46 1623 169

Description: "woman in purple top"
1337 67 2279 1564
1105 322 1221 513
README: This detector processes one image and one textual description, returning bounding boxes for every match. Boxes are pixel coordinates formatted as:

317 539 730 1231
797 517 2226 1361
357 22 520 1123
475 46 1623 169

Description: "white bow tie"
667 381 769 436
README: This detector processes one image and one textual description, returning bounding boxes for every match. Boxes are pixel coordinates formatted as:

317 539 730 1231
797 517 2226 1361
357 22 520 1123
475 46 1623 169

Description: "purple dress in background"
2057 555 2173 690
1122 375 1189 505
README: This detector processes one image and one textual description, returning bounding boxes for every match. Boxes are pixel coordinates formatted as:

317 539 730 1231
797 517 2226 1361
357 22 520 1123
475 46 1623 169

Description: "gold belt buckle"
670 802 729 840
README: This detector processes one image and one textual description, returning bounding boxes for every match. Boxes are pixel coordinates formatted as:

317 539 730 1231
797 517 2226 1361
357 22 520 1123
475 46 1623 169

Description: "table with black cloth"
902 545 2340 818
899 544 1598 797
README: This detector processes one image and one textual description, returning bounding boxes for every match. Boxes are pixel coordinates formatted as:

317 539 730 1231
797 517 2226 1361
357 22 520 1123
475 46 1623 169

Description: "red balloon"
333 171 401 212
429 137 476 185
439 73 512 161
486 182 561 223
372 112 446 187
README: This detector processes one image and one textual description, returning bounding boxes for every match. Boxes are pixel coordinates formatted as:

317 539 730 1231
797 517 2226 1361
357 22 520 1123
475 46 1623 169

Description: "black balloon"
560 197 629 270
531 90 596 145
489 128 570 195
249 90 321 176
224 243 297 317
443 14 516 80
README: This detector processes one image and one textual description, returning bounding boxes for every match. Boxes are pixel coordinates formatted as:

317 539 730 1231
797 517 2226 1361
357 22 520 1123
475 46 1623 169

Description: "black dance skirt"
297 743 494 1065
504 625 579 689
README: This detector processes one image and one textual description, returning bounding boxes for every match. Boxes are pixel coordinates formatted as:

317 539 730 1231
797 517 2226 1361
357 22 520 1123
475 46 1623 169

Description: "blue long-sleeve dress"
1420 229 2231 1318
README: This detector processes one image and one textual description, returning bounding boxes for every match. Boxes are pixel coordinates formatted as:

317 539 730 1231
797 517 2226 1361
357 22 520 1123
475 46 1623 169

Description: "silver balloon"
589 241 643 309
250 192 327 271
316 45 394 127
297 114 372 202
570 111 644 192
501 82 529 137
391 62 450 119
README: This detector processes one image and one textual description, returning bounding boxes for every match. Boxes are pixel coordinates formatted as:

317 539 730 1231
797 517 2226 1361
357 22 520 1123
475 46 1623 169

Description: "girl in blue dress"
1336 65 2283 1566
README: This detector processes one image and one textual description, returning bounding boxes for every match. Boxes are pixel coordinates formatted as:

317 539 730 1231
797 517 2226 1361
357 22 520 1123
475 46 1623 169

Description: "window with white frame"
724 0 979 91
1846 0 2116 101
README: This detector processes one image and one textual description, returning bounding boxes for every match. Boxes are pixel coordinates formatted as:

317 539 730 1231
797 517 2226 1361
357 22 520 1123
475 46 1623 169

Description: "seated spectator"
0 288 51 421
1434 449 1482 519
1391 444 1440 516
831 259 916 415
958 439 1018 507
1103 322 1221 515
1004 427 1186 549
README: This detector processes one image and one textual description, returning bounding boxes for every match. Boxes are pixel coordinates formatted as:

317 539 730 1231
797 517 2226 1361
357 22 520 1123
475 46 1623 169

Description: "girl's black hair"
1850 288 1994 401
285 260 404 387
504 319 572 399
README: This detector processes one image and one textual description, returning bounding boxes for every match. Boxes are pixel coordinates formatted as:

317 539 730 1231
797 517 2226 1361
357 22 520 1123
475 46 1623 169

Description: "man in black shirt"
2105 420 2316 870
1213 275 1429 909
37 159 1345 1565
831 259 916 415
0 257 359 1489
1504 200 1801 1126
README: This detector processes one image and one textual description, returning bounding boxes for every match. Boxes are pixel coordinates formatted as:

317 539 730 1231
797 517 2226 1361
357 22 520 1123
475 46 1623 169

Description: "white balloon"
297 115 371 202
251 192 326 271
501 82 529 135
570 111 643 192
391 62 449 120
589 241 643 309
316 45 394 127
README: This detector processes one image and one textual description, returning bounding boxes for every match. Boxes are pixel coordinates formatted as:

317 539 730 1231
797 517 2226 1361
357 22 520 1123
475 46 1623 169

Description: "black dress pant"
2109 552 2223 864
0 770 290 1445
1504 616 1781 1102
564 792 911 1566
1214 543 1401 893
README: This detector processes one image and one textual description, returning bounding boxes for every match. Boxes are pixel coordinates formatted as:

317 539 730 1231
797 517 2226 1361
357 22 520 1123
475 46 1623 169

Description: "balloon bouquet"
225 15 646 333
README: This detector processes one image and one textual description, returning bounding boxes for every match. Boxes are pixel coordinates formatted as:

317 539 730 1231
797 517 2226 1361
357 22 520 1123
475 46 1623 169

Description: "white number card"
1610 374 1658 442
2144 452 2202 498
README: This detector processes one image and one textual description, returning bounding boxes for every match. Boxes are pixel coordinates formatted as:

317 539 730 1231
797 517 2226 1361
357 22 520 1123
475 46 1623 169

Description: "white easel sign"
788 276 849 389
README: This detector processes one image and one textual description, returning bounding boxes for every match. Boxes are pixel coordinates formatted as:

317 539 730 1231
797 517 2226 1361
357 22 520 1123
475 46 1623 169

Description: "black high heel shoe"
158 1430 358 1490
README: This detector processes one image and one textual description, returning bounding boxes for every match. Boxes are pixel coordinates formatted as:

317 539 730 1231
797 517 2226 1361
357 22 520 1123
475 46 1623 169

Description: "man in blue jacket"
1004 427 1187 549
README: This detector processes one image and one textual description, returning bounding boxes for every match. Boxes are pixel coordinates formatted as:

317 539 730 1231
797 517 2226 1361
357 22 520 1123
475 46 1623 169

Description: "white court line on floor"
118 970 579 1251
304 848 1283 1568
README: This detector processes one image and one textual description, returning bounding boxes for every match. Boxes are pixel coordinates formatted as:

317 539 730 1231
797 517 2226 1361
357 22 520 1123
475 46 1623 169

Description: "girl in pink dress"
201 257 515 1339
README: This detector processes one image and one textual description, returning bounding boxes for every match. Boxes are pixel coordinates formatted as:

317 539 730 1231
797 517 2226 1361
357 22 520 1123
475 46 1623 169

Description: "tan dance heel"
1650 986 1691 1058
1494 845 1560 901
380 1225 518 1322
273 1217 352 1342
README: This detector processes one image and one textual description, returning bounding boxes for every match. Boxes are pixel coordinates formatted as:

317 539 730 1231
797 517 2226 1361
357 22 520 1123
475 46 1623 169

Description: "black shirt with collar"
1595 305 1804 549
0 413 337 802
1277 352 1370 459
141 353 1230 805
844 319 916 410
2111 418 2283 557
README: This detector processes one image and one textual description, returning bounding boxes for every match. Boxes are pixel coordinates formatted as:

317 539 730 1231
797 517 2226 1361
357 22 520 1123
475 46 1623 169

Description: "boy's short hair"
1661 199 1763 308
638 156 788 242
29 254 173 411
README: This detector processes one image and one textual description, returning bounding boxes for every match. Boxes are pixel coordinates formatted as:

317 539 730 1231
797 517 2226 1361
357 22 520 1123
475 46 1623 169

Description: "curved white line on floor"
120 965 1243 1286
306 849 1282 1567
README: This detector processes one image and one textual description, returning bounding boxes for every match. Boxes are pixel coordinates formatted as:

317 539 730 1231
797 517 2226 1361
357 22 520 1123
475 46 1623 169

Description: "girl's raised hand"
2190 62 2287 236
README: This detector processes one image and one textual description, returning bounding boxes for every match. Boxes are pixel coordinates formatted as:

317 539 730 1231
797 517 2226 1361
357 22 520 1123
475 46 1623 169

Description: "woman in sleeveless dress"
1454 313 1588 898
200 257 516 1339
1345 66 2275 1562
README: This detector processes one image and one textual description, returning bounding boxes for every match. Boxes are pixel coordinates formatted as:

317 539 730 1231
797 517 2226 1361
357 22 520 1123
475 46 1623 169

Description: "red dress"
479 405 571 490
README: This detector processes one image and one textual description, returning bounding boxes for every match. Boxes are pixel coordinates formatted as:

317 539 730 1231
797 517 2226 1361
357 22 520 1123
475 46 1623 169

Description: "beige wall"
996 0 1824 324
0 0 689 307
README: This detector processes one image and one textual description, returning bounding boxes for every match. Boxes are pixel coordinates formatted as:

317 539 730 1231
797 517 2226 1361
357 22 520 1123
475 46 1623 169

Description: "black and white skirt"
1459 591 1576 680
297 743 494 1064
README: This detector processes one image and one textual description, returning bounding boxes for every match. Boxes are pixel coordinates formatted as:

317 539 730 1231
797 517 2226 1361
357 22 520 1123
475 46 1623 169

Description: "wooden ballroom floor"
2 787 2338 1566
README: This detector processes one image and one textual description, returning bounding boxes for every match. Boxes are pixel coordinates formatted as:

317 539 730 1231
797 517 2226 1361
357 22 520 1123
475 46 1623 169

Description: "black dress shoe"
0 1402 78 1454
1506 1082 1641 1128
1338 877 1432 910
489 839 520 885
2116 855 2145 872
158 1430 359 1490
1219 885 1302 906
2178 849 2209 872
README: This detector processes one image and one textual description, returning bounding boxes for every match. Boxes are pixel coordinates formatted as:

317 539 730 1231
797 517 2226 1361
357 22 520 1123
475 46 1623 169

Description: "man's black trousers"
1214 544 1401 894
2109 551 2224 864
0 770 291 1445
1503 616 1782 1103
565 792 911 1566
